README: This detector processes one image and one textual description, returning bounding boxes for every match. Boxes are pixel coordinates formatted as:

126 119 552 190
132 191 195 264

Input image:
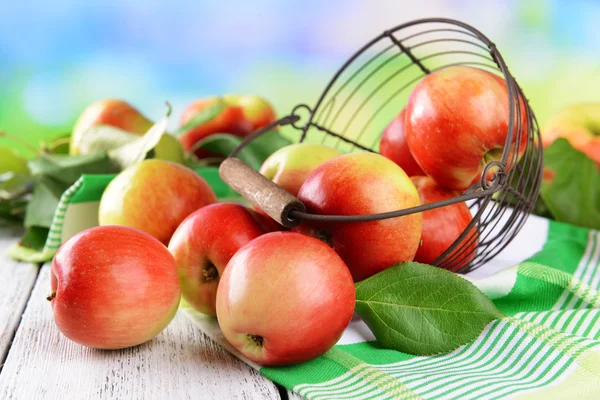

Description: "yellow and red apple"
179 95 277 157
99 159 217 245
405 66 529 191
542 103 600 166
379 108 424 176
216 232 355 366
411 176 478 271
223 94 277 132
70 98 185 163
295 152 422 282
259 143 342 197
168 203 272 316
49 225 180 349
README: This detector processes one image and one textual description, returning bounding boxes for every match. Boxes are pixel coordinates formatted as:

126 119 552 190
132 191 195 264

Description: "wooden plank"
0 222 38 365
0 265 283 400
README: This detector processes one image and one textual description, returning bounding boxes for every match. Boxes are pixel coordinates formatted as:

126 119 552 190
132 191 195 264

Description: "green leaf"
174 100 226 136
0 197 28 221
193 134 263 170
23 177 69 228
107 113 169 170
500 148 552 219
74 125 140 155
19 226 49 252
192 131 292 170
540 139 600 230
28 152 116 184
354 262 504 356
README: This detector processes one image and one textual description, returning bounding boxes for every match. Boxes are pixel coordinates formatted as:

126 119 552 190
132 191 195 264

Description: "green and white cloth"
184 216 600 399
34 171 600 399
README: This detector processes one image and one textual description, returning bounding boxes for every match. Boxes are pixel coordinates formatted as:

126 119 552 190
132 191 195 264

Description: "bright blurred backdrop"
1 0 599 154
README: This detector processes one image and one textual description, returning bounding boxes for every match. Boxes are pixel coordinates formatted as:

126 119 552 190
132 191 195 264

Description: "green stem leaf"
354 262 504 356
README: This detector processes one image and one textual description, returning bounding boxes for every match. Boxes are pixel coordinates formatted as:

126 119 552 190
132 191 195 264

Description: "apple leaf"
74 125 141 155
24 177 69 228
500 148 552 219
28 152 116 184
175 100 226 137
107 112 170 170
354 262 504 356
540 139 600 229
191 131 292 170
18 225 49 252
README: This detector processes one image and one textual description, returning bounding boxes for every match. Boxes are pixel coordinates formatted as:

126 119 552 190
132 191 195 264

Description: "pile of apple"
48 65 527 366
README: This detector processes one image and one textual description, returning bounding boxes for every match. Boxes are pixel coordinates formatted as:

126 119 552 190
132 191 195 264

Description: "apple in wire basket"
411 175 478 271
294 152 422 282
405 65 529 191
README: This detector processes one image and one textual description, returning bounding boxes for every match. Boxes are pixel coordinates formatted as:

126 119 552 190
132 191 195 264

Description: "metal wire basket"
219 17 543 274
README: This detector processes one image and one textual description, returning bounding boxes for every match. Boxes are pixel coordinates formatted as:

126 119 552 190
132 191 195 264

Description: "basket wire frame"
230 18 543 274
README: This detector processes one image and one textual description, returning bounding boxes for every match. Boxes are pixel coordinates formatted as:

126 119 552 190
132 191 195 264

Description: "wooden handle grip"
219 158 306 228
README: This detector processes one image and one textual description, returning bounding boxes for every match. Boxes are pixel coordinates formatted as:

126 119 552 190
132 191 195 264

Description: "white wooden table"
0 221 300 400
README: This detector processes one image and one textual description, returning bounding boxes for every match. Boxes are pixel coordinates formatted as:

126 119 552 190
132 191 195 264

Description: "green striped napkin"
183 217 600 399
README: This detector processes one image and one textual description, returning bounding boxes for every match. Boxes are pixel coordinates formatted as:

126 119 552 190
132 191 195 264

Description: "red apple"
99 159 217 245
411 176 478 271
216 232 355 366
379 108 424 176
259 143 342 197
295 152 422 282
168 203 271 316
405 66 529 191
48 225 180 349
542 103 600 166
179 97 252 156
179 95 276 158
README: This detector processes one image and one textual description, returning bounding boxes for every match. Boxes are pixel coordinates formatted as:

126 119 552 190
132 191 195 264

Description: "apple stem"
46 291 56 301
0 130 41 155
246 334 264 348
201 263 219 282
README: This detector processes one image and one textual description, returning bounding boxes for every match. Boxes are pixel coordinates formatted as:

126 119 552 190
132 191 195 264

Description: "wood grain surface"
0 265 285 400
0 223 38 366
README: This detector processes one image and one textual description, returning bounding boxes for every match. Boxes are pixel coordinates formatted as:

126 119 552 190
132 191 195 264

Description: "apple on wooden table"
542 103 600 166
99 159 217 245
216 232 355 366
48 225 181 349
295 152 422 282
411 175 478 271
405 66 529 191
168 203 273 316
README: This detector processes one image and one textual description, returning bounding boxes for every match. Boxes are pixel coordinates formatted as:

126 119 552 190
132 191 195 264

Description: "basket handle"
218 114 306 228
219 158 305 228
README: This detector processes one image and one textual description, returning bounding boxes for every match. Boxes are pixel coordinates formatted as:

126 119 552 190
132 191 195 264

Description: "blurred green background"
1 0 598 156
